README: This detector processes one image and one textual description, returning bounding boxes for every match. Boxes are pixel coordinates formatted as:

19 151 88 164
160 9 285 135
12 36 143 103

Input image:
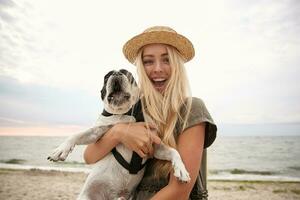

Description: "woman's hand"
84 122 161 164
113 122 161 158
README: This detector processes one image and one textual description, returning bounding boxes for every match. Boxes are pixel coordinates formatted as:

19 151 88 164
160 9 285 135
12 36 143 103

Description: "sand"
0 168 299 200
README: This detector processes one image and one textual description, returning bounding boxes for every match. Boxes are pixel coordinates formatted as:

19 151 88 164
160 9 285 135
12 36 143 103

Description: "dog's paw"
116 197 126 200
47 142 75 162
172 157 191 183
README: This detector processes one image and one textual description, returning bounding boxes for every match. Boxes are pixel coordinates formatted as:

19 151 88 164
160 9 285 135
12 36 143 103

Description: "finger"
147 144 154 157
140 143 149 155
136 150 147 158
150 134 161 144
136 122 156 130
145 122 157 130
143 140 153 156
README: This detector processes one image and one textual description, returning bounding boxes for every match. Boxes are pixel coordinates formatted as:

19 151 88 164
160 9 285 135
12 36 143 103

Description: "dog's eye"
129 77 135 84
124 94 130 100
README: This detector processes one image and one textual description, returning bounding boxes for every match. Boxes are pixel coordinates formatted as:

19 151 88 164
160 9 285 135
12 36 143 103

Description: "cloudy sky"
0 0 299 136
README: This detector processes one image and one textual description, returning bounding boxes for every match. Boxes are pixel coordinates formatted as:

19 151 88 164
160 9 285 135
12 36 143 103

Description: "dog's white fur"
48 70 190 200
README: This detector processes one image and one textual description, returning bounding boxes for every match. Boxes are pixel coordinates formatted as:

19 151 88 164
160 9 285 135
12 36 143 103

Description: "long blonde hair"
135 45 192 178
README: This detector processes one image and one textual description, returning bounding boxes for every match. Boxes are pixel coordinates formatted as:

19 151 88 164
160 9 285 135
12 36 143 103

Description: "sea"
0 135 300 182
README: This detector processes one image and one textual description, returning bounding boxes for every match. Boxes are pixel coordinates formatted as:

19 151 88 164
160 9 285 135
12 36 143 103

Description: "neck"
102 107 134 117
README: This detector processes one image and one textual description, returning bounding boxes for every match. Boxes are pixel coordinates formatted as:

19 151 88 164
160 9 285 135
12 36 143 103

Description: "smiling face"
142 44 171 93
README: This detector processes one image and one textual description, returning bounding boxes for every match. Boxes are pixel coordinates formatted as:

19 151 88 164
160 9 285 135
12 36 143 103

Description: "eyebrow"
142 53 168 58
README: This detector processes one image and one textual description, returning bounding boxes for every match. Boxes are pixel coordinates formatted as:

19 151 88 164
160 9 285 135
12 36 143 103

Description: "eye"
162 57 169 64
143 59 154 66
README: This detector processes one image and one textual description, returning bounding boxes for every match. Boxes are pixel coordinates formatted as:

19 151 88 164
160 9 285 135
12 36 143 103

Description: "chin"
156 89 165 94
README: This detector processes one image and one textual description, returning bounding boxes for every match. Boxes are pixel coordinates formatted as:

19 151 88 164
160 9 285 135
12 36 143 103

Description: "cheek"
165 65 171 77
144 66 152 77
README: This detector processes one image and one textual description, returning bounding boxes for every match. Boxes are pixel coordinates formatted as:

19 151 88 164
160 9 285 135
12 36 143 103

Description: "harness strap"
112 147 149 174
106 100 147 174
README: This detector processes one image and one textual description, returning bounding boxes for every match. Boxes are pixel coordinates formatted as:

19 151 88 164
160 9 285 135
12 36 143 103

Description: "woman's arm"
84 122 161 164
84 124 120 164
150 123 205 200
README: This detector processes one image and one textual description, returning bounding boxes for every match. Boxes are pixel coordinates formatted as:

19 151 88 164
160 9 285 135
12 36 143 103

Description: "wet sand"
0 168 299 200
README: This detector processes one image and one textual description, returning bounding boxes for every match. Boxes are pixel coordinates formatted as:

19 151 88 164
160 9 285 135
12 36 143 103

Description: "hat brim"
123 31 195 64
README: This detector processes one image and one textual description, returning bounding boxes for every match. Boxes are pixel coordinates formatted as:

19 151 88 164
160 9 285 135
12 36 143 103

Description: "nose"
153 60 163 73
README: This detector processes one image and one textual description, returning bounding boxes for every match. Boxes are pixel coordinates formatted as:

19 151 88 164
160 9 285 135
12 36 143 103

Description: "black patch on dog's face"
101 70 114 100
100 69 139 114
100 69 137 101
120 69 137 85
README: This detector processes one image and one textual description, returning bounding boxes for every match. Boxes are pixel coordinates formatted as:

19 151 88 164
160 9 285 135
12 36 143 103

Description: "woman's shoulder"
190 97 205 108
179 96 217 148
184 97 211 118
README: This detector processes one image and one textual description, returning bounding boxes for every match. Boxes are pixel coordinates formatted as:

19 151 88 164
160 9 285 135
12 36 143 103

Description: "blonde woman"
84 26 217 200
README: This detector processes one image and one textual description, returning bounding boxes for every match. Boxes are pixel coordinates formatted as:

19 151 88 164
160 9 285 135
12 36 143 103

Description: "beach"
0 168 299 200
1 136 300 199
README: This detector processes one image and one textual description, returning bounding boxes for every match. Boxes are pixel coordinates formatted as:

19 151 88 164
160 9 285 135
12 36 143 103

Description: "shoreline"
0 168 299 200
1 162 300 183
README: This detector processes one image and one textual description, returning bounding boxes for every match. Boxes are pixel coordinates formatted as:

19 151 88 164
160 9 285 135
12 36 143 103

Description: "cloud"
0 9 16 22
227 0 300 58
187 0 300 124
0 0 16 8
0 0 299 127
0 76 101 127
0 116 25 125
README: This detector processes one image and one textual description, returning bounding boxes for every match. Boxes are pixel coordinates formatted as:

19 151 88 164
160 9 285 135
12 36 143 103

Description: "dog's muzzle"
107 75 131 105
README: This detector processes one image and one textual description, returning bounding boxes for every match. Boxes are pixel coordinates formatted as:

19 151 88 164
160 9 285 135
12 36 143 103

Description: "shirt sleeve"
175 97 217 148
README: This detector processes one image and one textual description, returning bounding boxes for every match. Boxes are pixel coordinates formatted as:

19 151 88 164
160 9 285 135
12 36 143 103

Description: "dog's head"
101 69 139 114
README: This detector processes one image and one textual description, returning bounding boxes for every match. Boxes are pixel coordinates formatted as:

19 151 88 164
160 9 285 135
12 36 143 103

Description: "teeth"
153 78 165 82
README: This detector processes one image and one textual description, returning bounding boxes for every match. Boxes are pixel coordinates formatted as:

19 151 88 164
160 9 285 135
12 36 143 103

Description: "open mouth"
151 78 167 89
107 92 131 103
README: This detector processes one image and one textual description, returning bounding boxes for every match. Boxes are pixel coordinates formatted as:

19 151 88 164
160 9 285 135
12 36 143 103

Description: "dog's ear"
120 69 137 85
100 86 106 100
104 70 114 83
119 69 129 74
101 70 114 100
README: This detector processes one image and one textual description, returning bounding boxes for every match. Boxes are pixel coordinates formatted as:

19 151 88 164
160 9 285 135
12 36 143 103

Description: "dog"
47 69 191 200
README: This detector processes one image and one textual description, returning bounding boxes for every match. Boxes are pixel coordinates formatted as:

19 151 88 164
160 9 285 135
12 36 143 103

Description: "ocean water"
0 135 299 181
207 136 300 181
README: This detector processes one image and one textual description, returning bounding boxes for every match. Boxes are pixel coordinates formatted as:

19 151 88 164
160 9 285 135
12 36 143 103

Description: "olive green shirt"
133 97 217 199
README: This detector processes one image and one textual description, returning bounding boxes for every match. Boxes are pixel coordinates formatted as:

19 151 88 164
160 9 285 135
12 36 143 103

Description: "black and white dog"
47 69 190 200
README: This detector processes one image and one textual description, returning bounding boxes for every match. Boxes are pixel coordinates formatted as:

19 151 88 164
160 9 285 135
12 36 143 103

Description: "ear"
101 70 114 100
100 85 106 100
104 70 114 83
120 69 136 85
120 69 129 74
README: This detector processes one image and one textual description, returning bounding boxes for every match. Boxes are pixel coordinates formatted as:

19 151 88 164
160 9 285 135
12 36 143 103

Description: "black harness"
102 100 150 174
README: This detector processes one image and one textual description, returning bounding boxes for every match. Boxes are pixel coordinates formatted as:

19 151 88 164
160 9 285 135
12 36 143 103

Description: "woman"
84 26 217 199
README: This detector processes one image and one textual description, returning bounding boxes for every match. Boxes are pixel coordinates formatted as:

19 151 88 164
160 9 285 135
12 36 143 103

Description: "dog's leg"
116 197 126 200
47 115 136 162
153 143 191 182
47 125 111 161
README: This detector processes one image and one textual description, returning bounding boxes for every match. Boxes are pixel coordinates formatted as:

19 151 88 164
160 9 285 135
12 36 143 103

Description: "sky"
0 0 300 136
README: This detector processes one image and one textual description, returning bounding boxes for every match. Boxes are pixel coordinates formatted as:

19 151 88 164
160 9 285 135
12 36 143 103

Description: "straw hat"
123 26 195 64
